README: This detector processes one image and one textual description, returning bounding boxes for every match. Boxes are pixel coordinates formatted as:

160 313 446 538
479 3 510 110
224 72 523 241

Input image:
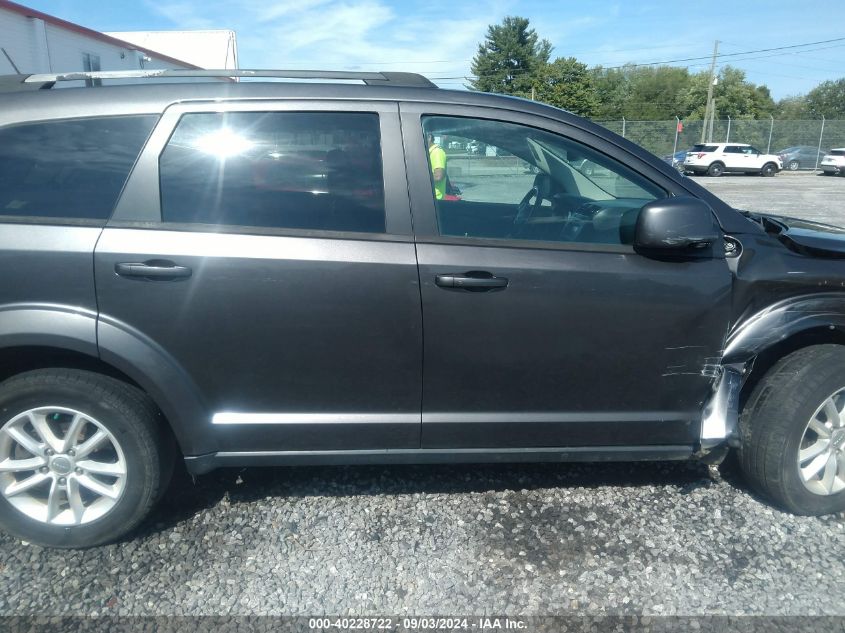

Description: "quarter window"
422 116 665 245
159 112 386 234
0 115 158 222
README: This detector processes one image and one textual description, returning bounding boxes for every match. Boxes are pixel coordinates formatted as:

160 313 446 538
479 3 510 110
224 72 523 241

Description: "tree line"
469 17 845 121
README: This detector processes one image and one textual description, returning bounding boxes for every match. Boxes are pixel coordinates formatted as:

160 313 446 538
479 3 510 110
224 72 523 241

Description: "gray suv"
1 70 845 548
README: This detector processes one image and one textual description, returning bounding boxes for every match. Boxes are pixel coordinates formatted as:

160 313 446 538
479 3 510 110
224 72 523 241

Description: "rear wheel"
761 162 778 177
739 345 845 515
0 370 171 547
707 162 725 177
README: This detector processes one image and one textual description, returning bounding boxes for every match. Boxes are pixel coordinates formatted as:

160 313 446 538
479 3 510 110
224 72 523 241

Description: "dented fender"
722 292 845 364
698 292 845 453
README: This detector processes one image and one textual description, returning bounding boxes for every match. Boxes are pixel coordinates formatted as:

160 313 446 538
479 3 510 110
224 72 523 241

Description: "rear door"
722 145 745 170
400 103 733 449
95 101 422 454
0 114 157 354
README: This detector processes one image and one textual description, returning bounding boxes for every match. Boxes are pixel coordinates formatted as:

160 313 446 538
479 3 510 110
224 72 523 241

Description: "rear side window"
159 112 386 234
0 116 157 221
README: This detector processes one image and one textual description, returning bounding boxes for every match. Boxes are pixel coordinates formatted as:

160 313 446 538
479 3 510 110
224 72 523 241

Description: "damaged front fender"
722 293 845 364
698 293 845 455
700 363 745 452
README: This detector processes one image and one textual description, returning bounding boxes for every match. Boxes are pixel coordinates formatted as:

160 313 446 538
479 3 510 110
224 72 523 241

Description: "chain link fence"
595 118 845 167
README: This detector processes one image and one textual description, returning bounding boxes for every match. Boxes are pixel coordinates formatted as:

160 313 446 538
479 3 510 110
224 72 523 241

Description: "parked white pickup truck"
683 142 782 177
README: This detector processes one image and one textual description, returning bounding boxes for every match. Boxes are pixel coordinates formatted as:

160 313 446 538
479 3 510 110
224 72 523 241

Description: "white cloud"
145 0 499 87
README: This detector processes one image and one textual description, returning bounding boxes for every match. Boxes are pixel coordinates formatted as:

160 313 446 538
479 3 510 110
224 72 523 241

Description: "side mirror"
634 196 721 254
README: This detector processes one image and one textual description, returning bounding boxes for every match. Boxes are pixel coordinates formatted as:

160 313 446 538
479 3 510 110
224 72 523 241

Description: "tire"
0 369 171 547
761 162 778 177
707 162 725 177
787 160 800 171
738 345 845 515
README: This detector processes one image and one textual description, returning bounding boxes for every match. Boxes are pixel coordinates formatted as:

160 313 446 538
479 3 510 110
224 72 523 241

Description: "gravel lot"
696 170 845 226
2 461 844 618
1 170 845 621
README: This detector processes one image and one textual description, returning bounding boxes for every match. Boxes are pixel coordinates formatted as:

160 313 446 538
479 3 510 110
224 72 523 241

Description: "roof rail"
14 69 438 89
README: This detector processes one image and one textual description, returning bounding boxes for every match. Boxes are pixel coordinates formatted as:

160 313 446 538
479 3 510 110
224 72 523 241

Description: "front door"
400 105 733 449
95 101 422 454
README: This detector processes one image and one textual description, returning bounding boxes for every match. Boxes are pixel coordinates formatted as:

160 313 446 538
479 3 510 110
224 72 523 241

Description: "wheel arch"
0 305 213 456
723 293 845 407
739 327 845 410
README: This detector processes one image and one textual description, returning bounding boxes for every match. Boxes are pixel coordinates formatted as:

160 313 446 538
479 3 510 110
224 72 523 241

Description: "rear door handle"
435 272 508 290
115 262 192 280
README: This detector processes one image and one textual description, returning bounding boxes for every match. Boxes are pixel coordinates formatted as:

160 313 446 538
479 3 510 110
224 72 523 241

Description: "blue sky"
23 0 844 100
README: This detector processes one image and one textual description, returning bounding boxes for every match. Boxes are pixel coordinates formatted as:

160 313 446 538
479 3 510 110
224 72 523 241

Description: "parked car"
684 142 782 176
820 148 845 176
1 70 845 548
662 149 692 172
572 157 612 178
776 145 828 171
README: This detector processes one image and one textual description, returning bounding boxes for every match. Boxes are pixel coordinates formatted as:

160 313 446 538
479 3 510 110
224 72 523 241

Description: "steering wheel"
558 201 600 242
513 174 548 225
513 185 540 225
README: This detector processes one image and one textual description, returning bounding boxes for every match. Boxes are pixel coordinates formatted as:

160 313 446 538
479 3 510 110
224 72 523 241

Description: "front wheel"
739 345 845 515
787 160 800 171
761 163 778 177
0 369 171 547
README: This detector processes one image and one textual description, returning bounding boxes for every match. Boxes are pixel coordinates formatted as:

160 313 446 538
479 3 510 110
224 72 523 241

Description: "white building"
0 0 236 85
106 30 238 71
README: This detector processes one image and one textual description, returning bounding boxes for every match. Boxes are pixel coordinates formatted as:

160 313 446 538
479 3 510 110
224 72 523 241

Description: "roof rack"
10 69 438 90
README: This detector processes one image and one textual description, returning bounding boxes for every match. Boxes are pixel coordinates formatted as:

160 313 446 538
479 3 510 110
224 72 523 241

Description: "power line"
590 36 845 69
419 35 845 82
426 41 845 81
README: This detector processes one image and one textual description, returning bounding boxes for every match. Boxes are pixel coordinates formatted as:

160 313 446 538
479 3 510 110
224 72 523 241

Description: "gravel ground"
696 170 845 225
1 461 844 617
2 169 845 621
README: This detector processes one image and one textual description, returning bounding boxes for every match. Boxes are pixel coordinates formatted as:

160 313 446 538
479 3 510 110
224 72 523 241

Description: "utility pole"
700 40 720 143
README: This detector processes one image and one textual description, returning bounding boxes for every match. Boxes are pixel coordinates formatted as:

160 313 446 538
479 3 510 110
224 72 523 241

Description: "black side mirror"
634 196 722 256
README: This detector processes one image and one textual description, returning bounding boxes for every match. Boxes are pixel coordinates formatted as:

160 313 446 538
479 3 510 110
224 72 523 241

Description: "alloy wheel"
797 389 845 496
0 407 127 525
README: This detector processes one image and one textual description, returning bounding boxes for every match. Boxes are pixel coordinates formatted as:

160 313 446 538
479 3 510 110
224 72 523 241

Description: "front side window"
159 112 385 234
422 116 665 245
0 115 158 222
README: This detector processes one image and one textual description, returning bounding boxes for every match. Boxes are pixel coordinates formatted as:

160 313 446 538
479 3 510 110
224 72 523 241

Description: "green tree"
775 95 810 119
626 66 691 119
590 66 631 119
533 57 598 117
469 16 551 96
590 65 692 120
683 66 775 120
804 78 845 118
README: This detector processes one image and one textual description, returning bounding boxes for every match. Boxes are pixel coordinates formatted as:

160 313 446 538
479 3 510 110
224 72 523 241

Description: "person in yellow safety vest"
427 133 447 200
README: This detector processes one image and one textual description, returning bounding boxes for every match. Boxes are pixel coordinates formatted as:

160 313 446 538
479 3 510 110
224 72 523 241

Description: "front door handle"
115 262 192 280
435 272 509 290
